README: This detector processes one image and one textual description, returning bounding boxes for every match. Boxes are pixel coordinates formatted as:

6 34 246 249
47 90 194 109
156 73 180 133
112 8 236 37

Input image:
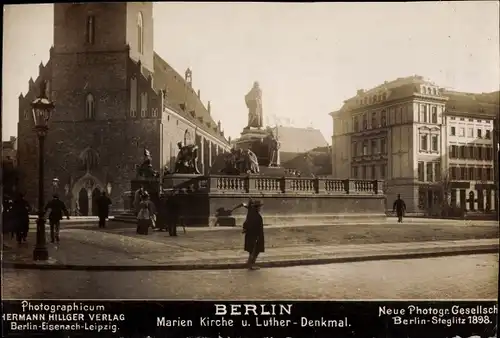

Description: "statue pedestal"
235 128 276 167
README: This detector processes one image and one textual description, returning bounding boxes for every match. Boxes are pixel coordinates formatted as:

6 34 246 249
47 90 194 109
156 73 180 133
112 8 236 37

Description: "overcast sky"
2 2 499 141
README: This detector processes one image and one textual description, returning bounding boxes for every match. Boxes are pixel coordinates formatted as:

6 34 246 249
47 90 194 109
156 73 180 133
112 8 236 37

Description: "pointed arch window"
130 76 137 117
140 92 148 117
85 93 95 120
137 12 144 54
86 15 95 45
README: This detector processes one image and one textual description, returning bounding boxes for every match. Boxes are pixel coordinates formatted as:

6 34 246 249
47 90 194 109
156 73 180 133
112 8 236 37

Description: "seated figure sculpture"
220 148 260 175
174 142 201 174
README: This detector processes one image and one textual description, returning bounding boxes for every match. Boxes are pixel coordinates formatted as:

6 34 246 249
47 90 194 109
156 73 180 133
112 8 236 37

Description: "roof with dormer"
443 90 499 119
332 75 445 116
152 53 228 144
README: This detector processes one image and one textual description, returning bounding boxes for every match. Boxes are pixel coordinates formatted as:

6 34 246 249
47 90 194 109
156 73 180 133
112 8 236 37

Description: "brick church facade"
17 3 230 215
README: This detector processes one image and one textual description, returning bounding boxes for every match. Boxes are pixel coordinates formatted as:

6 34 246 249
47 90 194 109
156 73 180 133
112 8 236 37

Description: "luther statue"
245 81 263 129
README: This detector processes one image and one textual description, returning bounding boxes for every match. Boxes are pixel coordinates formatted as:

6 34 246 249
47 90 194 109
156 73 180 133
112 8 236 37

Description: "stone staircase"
110 211 136 224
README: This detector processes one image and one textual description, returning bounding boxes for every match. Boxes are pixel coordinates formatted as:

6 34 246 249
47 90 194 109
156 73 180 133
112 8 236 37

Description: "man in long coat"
13 193 31 243
96 192 112 228
393 194 407 223
241 199 265 270
45 194 70 243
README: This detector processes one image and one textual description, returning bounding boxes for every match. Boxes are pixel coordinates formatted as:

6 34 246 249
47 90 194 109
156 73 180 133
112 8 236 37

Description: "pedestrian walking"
136 192 156 235
133 186 146 217
45 194 70 243
12 193 31 244
96 192 112 228
165 189 180 237
392 194 407 223
239 199 265 270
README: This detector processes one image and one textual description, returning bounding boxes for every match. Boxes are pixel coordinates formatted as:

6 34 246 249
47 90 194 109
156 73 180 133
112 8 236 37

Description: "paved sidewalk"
2 227 498 270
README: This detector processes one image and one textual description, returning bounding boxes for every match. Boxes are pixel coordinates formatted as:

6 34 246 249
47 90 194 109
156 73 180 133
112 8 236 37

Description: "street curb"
2 244 498 271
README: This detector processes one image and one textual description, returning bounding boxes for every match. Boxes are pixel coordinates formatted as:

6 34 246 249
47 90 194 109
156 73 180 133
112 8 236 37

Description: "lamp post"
52 177 60 193
32 81 54 261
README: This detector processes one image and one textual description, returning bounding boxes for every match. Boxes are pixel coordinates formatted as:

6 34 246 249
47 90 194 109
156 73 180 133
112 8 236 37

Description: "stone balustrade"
207 175 384 195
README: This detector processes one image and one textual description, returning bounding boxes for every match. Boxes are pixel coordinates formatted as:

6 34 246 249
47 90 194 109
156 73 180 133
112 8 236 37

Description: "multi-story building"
17 3 230 215
2 136 18 168
330 75 499 214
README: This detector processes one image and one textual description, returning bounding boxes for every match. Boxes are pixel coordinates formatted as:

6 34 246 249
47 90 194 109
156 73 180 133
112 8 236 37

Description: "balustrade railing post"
248 175 256 193
245 175 250 193
343 179 350 194
209 176 219 193
280 176 286 193
373 180 378 194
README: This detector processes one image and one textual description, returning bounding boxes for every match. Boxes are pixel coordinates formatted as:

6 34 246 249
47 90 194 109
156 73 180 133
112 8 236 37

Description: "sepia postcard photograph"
1 1 499 304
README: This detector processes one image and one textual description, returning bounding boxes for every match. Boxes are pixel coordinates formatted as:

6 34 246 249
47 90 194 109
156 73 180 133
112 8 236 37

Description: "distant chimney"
228 136 232 143
217 120 221 131
207 101 211 114
197 89 200 98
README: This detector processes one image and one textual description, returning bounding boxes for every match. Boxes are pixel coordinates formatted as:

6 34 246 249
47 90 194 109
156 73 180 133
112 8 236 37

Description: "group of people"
2 193 70 244
133 186 179 237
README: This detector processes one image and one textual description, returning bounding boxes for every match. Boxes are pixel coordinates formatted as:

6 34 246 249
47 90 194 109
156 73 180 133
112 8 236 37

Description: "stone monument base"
129 174 387 227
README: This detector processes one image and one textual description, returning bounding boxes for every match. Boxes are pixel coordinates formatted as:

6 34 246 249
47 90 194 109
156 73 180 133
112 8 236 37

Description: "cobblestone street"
3 254 498 300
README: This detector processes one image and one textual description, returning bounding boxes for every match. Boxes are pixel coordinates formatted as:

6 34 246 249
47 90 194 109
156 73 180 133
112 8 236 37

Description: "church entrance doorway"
78 188 89 216
92 187 101 216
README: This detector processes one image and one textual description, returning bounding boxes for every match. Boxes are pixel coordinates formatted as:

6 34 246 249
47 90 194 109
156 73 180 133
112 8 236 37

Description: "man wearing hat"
45 194 70 243
238 198 265 270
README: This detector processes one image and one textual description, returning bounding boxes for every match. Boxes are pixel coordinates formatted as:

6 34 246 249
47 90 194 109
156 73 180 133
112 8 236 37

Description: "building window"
380 138 387 154
420 105 427 122
380 164 386 179
371 112 377 129
362 141 368 155
450 126 456 136
371 165 376 179
353 116 359 132
434 162 441 181
371 139 378 154
450 166 457 180
449 145 458 158
431 135 438 151
361 166 366 179
459 127 465 137
130 76 137 117
420 134 428 151
467 145 474 159
467 128 474 138
467 167 474 180
477 129 482 138
486 147 493 161
85 93 95 119
23 109 29 120
86 15 95 45
381 110 387 126
418 162 424 181
362 114 367 130
477 146 483 160
426 162 433 182
352 166 358 179
459 145 466 159
352 142 357 157
151 108 158 118
140 92 148 117
485 130 491 139
137 12 144 54
431 107 437 123
475 167 483 181
460 167 466 180
486 168 492 181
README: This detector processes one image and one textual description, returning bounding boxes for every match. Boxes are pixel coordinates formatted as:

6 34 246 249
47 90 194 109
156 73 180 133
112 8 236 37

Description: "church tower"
37 2 160 213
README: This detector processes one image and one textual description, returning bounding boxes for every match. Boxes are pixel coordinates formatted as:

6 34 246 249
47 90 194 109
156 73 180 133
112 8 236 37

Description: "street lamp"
52 177 60 193
106 182 112 195
31 80 55 261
